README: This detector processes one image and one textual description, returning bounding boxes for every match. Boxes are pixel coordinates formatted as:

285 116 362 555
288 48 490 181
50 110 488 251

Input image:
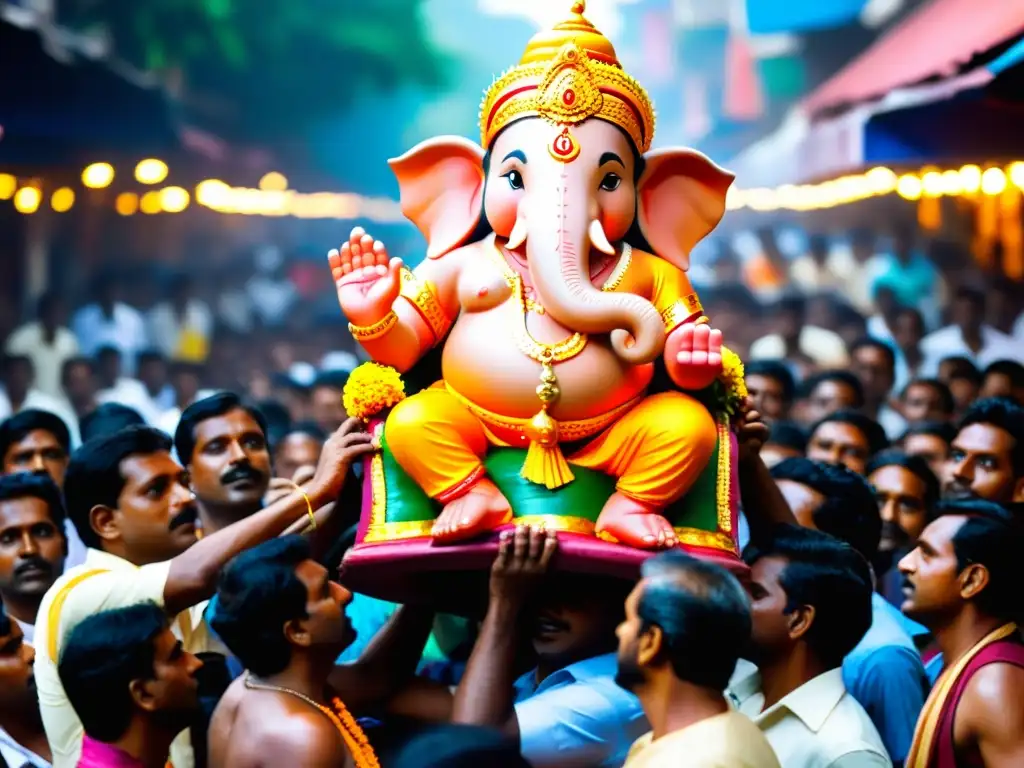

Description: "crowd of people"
0 223 1019 767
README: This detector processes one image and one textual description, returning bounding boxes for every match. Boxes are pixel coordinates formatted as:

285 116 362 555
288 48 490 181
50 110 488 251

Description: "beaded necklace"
244 674 380 768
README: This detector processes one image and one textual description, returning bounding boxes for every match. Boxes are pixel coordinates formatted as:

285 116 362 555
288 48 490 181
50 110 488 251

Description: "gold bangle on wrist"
288 482 317 531
349 311 398 341
399 268 451 342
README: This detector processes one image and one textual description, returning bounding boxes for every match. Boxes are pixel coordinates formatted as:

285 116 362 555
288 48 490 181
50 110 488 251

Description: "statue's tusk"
589 218 615 255
506 212 528 250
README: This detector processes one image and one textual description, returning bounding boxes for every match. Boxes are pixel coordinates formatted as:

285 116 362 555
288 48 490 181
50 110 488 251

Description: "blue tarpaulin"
745 0 868 36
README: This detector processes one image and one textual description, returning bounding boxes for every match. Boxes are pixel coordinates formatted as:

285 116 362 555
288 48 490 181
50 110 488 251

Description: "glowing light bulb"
1008 162 1024 190
82 162 114 189
259 172 288 192
896 175 923 201
196 180 230 208
959 165 982 193
159 186 189 213
0 174 15 200
981 167 1007 196
51 187 75 212
140 191 162 214
115 192 139 216
866 166 898 194
135 159 168 185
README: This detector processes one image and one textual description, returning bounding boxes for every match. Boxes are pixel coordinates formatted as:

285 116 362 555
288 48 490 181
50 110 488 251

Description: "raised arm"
163 420 375 615
735 401 797 546
329 227 461 372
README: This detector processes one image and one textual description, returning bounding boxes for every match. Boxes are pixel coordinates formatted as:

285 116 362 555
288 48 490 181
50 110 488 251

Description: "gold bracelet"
399 268 451 342
348 311 398 341
288 482 317 531
694 315 710 326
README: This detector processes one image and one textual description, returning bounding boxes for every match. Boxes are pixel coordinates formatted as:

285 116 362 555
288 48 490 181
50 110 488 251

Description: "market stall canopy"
0 21 181 165
803 0 1024 119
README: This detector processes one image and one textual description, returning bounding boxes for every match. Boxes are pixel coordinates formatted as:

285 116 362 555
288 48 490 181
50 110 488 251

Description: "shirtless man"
207 535 432 767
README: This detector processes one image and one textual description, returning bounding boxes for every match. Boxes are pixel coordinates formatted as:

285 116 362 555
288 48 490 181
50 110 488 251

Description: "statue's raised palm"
328 226 404 327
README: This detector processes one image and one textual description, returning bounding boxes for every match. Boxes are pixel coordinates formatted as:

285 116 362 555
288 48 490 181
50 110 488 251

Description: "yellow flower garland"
342 363 407 421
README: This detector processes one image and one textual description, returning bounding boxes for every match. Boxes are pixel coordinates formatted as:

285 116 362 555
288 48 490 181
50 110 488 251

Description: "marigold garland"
718 346 747 416
342 362 407 421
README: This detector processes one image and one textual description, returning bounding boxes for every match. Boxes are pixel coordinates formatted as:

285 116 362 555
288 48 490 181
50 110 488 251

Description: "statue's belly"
442 308 654 422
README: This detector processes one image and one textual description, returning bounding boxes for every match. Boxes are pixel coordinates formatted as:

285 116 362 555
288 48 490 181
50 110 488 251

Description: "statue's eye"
503 170 525 190
600 173 621 191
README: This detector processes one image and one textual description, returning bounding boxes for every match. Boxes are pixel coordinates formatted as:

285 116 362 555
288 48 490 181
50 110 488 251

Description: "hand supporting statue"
489 524 558 611
307 417 378 507
328 226 405 326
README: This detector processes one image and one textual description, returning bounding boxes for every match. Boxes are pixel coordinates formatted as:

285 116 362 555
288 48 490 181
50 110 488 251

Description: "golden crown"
480 0 656 153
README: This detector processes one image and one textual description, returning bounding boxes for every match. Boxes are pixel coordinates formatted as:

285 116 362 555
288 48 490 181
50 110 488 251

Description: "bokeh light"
13 187 41 213
259 172 288 191
135 159 169 185
140 190 162 214
51 187 75 212
82 162 114 189
0 174 15 200
115 192 139 216
981 167 1007 196
159 186 190 213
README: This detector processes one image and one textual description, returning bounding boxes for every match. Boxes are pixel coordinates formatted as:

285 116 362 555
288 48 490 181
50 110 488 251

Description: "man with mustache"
899 499 1024 767
174 393 271 537
867 450 940 572
0 473 67 646
0 409 86 568
943 398 1024 504
34 421 375 768
0 600 50 766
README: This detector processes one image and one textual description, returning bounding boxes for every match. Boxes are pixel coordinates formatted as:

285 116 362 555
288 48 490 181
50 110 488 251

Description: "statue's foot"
432 478 513 544
595 492 678 550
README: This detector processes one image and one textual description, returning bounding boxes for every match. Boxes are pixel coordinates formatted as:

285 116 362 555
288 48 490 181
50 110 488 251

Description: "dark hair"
850 337 895 372
389 724 530 768
80 403 147 445
37 291 61 318
95 345 121 362
0 354 32 375
771 458 881 561
744 360 796 405
0 472 67 530
901 378 955 415
866 449 941 515
810 409 889 458
0 409 71 460
59 602 168 742
953 286 985 311
900 420 957 446
255 399 292 450
637 551 751 690
312 370 350 392
137 350 167 368
801 370 864 407
61 356 96 382
280 422 327 443
211 536 312 677
941 356 982 385
64 426 173 549
958 398 1024 476
766 421 807 453
983 360 1024 389
937 499 1024 622
777 293 806 318
744 525 873 668
174 392 268 465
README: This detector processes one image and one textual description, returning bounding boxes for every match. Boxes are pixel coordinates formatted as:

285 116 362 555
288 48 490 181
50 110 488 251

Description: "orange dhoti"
385 383 717 506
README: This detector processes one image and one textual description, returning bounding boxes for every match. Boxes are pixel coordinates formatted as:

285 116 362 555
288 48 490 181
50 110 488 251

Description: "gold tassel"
521 408 575 489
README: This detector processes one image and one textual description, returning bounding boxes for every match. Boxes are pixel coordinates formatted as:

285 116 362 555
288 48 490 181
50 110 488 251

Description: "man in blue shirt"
450 525 647 767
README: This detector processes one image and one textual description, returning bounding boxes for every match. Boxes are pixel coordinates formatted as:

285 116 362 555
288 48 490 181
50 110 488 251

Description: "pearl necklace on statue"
244 673 380 768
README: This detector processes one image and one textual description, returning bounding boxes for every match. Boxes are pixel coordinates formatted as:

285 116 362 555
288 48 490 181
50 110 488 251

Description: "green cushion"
377 427 724 533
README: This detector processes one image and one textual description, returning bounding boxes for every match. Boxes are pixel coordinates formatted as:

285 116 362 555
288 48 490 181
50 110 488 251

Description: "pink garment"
77 736 144 768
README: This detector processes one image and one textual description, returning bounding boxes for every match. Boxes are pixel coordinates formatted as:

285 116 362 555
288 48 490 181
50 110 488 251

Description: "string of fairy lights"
725 163 1024 212
0 159 406 222
2 159 1020 220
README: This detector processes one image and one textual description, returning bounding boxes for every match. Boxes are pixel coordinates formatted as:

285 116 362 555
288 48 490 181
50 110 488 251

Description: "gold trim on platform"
676 527 736 553
513 515 596 534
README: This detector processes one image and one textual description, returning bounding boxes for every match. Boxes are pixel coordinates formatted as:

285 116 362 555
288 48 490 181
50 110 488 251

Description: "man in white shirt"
0 356 80 447
70 277 148 375
0 603 51 766
4 293 79 400
920 287 1021 377
729 525 891 767
749 296 849 372
94 347 162 425
35 422 375 768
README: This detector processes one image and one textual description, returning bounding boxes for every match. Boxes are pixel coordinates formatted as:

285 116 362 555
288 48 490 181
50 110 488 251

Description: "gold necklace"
244 674 380 768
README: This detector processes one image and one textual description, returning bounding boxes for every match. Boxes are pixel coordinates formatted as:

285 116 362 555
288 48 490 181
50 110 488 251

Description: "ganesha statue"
330 1 738 562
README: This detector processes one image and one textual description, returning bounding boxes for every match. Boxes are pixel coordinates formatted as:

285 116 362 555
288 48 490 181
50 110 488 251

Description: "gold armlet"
349 311 399 341
694 315 710 326
399 268 451 342
660 296 704 332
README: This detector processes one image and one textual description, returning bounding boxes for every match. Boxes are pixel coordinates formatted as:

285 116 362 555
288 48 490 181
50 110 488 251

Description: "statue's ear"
637 149 734 271
389 136 487 259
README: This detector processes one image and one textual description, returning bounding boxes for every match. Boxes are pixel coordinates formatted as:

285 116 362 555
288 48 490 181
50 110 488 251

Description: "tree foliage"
56 0 448 139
